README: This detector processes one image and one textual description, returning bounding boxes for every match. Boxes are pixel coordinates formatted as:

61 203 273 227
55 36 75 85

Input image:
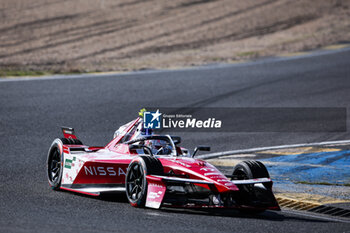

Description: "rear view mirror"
171 136 181 145
192 146 211 157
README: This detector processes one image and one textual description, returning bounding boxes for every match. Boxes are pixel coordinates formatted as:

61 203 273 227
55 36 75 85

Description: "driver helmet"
145 139 172 155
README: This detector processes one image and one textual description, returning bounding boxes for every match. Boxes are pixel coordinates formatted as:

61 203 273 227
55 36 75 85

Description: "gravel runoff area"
0 0 350 74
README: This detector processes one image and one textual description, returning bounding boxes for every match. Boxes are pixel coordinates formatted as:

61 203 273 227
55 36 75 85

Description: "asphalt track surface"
1 48 350 232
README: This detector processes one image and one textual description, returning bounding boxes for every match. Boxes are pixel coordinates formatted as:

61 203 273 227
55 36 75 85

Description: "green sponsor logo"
65 159 73 169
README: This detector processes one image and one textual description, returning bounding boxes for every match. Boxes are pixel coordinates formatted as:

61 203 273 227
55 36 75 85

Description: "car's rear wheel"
47 139 64 190
60 138 83 145
232 160 270 213
125 156 164 207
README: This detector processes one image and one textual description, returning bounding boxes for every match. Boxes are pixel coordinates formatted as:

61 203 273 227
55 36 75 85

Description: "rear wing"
61 126 77 139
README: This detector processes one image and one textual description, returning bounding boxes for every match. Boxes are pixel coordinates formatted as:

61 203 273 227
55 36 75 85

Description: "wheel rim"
234 169 249 180
126 163 144 201
48 147 61 183
233 168 254 193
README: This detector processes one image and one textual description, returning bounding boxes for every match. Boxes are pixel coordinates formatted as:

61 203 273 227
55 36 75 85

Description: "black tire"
125 156 164 207
47 139 64 190
60 138 83 145
232 160 270 214
232 160 269 180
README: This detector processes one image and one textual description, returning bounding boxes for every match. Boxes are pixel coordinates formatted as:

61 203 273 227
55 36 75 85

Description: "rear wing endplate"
61 126 77 139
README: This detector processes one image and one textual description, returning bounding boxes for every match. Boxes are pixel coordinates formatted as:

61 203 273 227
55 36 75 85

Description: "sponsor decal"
200 167 215 172
173 160 191 168
204 172 221 176
148 191 163 199
150 183 164 188
216 179 228 182
83 166 126 176
65 159 73 169
63 129 73 135
146 181 166 209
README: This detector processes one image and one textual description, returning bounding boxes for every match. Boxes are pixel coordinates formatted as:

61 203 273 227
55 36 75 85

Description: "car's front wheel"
232 160 270 214
125 156 164 207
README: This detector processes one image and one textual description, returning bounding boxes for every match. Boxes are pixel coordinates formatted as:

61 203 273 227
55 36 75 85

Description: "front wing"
145 175 279 210
59 175 279 211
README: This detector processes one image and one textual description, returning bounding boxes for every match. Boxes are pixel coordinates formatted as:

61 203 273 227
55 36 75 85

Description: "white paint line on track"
282 209 350 223
197 139 350 160
1 46 350 82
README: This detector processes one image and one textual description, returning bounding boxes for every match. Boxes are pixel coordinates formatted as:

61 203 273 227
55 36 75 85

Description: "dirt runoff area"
0 0 349 74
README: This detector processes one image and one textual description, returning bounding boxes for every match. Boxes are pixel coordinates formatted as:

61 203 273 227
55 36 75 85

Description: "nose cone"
199 161 239 192
162 157 239 192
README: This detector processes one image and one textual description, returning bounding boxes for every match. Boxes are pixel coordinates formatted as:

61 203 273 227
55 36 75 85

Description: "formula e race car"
47 117 280 212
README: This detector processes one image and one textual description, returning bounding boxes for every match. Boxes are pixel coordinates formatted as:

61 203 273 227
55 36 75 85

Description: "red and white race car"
47 117 280 212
